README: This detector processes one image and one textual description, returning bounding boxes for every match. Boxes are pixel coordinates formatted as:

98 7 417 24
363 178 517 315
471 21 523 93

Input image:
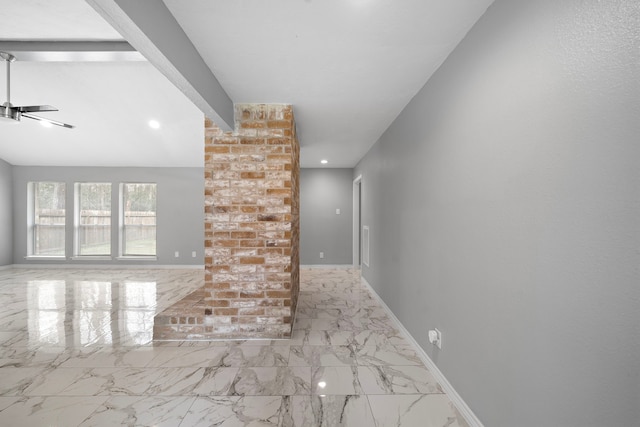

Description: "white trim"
116 256 158 261
11 264 204 270
71 256 112 261
361 275 485 427
73 182 81 256
300 264 355 270
362 225 370 267
26 181 36 256
24 255 159 262
352 175 362 267
118 182 125 256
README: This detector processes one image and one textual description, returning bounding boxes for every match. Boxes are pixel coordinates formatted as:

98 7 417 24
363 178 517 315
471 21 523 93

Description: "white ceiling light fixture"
320 159 328 164
0 51 74 129
148 119 160 129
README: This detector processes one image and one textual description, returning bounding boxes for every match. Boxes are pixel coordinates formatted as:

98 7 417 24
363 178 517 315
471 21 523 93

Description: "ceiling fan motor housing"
0 104 21 122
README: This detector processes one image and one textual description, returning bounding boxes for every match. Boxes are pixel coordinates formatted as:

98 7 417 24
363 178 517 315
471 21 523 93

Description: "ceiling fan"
0 51 74 129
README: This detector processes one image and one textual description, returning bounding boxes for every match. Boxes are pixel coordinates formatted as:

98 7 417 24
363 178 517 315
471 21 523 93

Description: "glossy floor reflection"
0 267 468 426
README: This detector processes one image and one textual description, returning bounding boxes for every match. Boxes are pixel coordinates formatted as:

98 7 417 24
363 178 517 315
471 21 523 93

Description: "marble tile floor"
0 266 468 427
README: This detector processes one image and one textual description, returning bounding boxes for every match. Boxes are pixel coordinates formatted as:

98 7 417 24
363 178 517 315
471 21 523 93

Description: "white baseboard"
9 264 204 270
361 275 484 427
300 264 356 269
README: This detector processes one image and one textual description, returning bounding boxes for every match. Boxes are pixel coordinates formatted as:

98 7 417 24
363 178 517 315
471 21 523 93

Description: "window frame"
118 182 158 260
25 180 159 262
26 181 67 259
72 182 113 260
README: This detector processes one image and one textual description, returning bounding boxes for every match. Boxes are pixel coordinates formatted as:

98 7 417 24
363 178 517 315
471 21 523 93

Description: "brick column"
204 104 299 338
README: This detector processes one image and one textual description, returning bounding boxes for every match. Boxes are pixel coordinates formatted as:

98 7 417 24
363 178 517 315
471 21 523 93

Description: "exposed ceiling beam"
86 0 234 131
0 41 144 62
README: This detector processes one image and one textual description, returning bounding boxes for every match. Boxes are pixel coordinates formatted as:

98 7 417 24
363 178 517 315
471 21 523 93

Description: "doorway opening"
352 175 362 267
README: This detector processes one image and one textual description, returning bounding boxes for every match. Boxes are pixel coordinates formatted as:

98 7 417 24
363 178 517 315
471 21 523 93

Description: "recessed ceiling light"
320 159 328 164
148 119 160 129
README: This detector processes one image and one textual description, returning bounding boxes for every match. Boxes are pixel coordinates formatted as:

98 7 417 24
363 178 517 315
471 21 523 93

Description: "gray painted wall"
355 1 640 426
12 166 204 266
0 158 12 266
300 168 353 265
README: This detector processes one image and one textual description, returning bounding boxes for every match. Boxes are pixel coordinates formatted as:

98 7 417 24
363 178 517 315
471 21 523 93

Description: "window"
28 181 158 261
28 182 66 257
120 183 157 257
75 183 112 256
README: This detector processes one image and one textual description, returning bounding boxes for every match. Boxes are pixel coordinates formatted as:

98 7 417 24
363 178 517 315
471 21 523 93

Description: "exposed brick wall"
289 119 300 323
203 104 299 338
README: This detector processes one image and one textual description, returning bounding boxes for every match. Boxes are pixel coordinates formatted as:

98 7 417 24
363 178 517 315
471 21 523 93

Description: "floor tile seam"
0 394 113 404
354 360 424 367
354 363 433 370
59 364 156 369
14 365 247 371
367 393 449 398
228 392 313 397
144 363 235 369
29 391 244 398
288 362 357 366
19 391 172 398
287 361 422 367
227 392 400 397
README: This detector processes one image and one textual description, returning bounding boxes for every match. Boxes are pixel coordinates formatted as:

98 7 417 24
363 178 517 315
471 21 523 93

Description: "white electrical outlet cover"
428 329 442 349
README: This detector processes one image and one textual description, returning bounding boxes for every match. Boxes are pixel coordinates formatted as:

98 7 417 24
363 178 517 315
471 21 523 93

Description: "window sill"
70 256 113 261
116 256 157 261
24 256 66 260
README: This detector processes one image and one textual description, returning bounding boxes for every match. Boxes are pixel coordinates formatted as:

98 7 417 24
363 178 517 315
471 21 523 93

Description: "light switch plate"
428 328 442 349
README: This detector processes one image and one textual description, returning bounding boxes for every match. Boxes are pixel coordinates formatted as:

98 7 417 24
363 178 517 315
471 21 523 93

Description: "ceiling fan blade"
22 113 75 129
17 105 58 113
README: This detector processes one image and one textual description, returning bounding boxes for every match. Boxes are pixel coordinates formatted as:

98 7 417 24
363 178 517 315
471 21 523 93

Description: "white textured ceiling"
0 0 121 40
0 0 494 167
164 0 495 167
